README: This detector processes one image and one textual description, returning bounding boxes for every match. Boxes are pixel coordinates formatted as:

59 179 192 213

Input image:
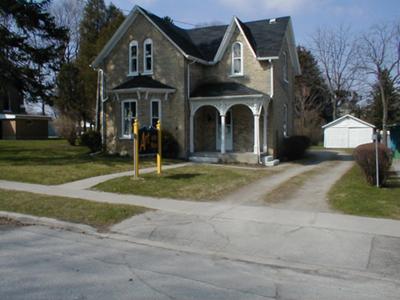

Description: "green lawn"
0 140 178 185
0 188 149 230
94 165 276 201
329 165 400 219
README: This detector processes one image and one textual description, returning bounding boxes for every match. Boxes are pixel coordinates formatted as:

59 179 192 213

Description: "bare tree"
358 22 400 145
311 25 360 120
51 0 85 62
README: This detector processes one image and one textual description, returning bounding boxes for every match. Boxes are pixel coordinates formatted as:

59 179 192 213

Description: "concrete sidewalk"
56 162 191 190
1 178 399 239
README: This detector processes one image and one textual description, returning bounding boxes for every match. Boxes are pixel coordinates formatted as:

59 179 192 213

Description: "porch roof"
112 75 175 92
190 82 265 98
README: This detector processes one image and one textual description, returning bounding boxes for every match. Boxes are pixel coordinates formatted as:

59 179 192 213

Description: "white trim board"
322 114 375 129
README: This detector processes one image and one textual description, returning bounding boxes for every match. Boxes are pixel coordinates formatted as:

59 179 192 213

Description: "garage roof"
322 114 375 129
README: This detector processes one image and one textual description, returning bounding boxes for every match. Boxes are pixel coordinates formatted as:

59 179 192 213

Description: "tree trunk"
379 83 388 146
332 95 337 120
42 100 45 115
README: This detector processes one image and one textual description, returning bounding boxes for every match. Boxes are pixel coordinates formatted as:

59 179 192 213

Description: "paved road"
1 224 400 300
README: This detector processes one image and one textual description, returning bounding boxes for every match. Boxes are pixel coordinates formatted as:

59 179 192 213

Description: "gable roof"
113 75 175 91
92 5 299 73
322 114 376 129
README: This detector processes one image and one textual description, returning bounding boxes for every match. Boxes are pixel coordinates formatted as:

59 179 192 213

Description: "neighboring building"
389 125 400 159
322 115 375 149
92 6 300 163
0 87 50 140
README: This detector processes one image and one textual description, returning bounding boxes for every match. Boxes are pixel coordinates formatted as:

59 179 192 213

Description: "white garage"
322 115 375 149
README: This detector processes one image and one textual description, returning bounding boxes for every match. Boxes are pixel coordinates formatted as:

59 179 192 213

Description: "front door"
216 110 233 151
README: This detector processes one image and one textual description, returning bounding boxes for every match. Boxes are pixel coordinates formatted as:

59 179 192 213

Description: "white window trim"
231 42 243 76
120 99 137 139
128 40 139 76
143 38 153 75
150 99 161 127
283 51 288 83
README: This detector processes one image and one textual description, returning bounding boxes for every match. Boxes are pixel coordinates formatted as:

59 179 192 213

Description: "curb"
0 211 97 234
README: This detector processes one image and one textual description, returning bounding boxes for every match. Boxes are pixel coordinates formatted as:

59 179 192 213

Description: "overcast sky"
105 0 399 46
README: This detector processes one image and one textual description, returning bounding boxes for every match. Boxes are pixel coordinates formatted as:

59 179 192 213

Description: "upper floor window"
283 51 288 82
121 99 137 138
129 41 138 76
231 42 243 76
144 38 153 74
150 99 161 127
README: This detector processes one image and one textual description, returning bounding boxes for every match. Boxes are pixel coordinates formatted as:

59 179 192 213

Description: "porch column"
189 113 194 153
263 108 268 152
220 114 226 154
253 114 260 154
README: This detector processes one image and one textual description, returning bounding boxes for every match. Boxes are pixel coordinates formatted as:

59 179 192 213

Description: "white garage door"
348 127 372 148
325 127 373 148
325 127 348 148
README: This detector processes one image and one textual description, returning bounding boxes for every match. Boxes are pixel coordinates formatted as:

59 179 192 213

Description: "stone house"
92 6 300 164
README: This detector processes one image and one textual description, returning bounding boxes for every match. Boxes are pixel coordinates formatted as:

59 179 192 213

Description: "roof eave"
112 87 176 94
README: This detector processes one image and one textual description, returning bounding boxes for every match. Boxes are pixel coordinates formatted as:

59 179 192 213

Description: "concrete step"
264 159 280 167
261 155 274 163
189 156 219 163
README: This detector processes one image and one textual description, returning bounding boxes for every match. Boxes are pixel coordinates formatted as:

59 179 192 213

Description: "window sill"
119 137 133 140
127 72 139 77
229 73 244 78
142 71 153 76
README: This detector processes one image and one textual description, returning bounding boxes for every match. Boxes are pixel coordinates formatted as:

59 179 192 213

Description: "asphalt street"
1 224 399 300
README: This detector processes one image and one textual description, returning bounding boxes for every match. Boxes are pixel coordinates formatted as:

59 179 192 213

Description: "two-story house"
92 6 300 164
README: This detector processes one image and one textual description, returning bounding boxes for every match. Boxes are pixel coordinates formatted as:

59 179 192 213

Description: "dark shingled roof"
140 6 290 61
191 82 264 98
113 75 175 90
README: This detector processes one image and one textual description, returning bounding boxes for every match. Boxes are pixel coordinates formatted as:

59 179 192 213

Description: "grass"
0 139 179 185
94 164 276 201
0 188 149 230
264 162 336 203
329 164 400 220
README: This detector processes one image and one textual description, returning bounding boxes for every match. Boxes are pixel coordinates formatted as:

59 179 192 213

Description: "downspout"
187 60 196 155
269 59 274 98
259 59 274 165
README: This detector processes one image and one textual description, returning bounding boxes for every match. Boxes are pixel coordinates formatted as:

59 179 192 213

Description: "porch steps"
189 156 219 163
261 155 280 167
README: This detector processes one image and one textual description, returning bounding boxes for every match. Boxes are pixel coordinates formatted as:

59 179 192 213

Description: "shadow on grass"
164 173 201 180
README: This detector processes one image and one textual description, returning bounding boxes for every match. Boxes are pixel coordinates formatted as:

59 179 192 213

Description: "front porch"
189 83 273 164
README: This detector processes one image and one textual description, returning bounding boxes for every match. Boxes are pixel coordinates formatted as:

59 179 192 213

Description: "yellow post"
156 120 162 175
133 119 139 178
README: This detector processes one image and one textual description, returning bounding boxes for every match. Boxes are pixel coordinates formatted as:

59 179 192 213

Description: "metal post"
375 129 379 188
133 119 139 178
156 120 162 175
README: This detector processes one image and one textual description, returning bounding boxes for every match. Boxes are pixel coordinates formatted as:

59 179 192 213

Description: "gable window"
129 41 138 76
283 51 288 82
231 42 243 75
121 99 137 138
144 38 153 74
150 99 161 127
